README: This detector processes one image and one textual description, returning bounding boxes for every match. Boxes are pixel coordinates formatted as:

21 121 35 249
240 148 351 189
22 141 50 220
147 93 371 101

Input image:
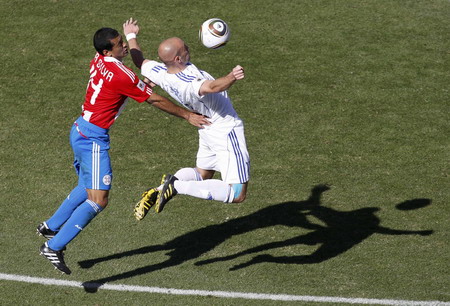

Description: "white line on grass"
1 273 449 305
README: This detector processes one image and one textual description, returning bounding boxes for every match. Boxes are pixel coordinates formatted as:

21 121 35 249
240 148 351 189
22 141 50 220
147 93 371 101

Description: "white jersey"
142 60 250 184
141 61 240 124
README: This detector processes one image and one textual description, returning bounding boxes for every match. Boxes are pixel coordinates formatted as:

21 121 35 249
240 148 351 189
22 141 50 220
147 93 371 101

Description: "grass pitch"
0 0 449 305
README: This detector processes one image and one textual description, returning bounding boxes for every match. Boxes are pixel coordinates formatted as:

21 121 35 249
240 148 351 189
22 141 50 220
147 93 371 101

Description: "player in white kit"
123 19 250 219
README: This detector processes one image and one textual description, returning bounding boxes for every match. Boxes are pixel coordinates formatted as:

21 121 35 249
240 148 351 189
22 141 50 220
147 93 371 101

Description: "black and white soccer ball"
199 18 231 49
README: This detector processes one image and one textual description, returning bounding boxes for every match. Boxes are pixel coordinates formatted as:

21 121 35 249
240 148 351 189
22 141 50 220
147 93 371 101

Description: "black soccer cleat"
39 242 71 275
36 222 58 239
155 174 178 213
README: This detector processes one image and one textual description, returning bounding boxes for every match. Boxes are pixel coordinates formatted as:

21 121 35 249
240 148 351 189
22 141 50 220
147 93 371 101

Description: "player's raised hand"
232 65 244 80
123 17 139 35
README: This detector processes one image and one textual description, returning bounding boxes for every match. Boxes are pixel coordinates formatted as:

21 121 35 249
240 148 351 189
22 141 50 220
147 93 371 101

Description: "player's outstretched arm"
199 65 245 96
146 93 211 128
123 18 149 69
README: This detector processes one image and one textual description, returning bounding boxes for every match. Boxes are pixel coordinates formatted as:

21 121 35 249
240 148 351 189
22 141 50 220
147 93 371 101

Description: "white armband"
126 33 137 41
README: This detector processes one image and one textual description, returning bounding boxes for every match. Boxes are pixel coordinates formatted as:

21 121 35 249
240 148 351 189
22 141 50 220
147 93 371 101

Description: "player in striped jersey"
37 27 210 274
123 18 250 219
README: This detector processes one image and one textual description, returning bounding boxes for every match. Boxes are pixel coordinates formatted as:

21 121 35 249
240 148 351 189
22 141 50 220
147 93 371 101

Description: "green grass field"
1 0 449 305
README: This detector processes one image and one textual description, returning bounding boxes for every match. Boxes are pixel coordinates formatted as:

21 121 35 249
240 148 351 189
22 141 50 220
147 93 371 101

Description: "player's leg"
155 168 225 212
159 125 250 205
40 193 105 274
175 167 208 181
156 125 250 209
155 167 210 196
171 177 247 203
217 124 250 203
156 134 230 206
226 124 250 202
162 171 246 204
173 175 235 202
37 179 108 240
195 168 215 180
156 173 238 210
38 125 88 240
40 119 110 274
47 140 111 251
145 168 208 215
86 189 109 207
135 168 203 219
154 153 214 211
38 185 88 238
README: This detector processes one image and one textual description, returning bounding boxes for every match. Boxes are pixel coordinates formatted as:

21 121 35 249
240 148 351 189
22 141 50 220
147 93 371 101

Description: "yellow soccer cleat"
134 188 158 220
155 174 178 213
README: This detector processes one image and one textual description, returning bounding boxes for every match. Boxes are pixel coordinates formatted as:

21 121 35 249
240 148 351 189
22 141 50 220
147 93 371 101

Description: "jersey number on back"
89 65 104 105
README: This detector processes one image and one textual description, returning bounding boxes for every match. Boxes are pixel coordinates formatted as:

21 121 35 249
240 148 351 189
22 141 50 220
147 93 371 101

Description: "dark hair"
93 28 119 54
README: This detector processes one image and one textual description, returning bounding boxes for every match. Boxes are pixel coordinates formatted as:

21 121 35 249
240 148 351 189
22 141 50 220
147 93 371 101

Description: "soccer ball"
199 18 231 49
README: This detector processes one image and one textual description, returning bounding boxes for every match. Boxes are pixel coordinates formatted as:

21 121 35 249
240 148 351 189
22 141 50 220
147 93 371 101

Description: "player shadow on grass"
80 185 432 292
196 195 433 270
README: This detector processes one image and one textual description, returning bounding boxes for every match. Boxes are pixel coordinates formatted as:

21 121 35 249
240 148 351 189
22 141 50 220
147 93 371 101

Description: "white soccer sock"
174 168 203 181
174 179 234 203
157 168 202 191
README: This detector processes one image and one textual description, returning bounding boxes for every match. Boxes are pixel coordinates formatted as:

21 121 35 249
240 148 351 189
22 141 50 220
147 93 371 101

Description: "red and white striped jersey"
82 53 153 129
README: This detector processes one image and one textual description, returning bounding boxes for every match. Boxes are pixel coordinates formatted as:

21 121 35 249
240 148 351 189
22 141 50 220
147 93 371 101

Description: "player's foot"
36 222 58 239
39 242 71 275
155 174 178 213
134 187 158 220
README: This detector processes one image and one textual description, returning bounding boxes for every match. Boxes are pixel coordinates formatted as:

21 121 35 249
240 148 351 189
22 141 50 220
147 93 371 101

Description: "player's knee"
90 198 109 208
197 168 215 180
87 189 109 208
96 199 109 208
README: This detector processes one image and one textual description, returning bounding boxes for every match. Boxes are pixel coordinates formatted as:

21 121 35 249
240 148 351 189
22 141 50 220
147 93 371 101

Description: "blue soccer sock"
48 200 103 251
46 185 88 231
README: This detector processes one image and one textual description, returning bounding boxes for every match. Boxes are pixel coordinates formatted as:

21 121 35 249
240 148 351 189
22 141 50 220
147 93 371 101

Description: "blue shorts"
70 117 112 190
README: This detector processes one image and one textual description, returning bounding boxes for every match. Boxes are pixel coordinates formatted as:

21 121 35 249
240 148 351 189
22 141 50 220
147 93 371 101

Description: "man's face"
106 35 128 60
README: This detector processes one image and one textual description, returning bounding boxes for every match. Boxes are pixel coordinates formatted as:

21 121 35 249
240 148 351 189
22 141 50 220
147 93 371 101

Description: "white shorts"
196 120 250 184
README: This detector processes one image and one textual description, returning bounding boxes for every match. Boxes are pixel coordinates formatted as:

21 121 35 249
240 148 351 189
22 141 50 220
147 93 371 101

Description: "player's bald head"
158 37 187 65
